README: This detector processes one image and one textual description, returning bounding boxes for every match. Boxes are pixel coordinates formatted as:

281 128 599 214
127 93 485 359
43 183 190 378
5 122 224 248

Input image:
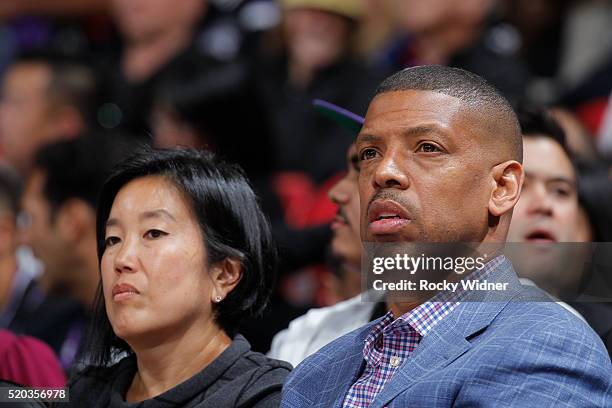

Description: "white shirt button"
390 356 401 367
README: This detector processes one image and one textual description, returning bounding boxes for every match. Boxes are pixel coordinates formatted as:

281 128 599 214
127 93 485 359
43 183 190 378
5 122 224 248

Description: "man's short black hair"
0 166 20 216
374 65 522 162
518 108 568 153
86 147 277 366
34 133 137 215
12 50 99 127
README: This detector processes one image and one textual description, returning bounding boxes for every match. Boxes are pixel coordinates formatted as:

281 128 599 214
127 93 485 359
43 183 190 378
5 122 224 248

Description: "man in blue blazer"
281 66 612 407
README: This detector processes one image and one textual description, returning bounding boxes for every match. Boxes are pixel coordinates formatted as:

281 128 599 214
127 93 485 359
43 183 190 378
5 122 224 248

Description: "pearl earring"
214 295 222 303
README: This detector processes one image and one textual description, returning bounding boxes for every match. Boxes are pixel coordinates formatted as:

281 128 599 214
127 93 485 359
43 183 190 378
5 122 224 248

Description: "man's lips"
524 228 557 243
331 208 349 231
112 283 140 301
367 200 411 235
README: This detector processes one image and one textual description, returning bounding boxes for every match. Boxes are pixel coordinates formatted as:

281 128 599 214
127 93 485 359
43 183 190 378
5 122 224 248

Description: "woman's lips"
112 283 140 302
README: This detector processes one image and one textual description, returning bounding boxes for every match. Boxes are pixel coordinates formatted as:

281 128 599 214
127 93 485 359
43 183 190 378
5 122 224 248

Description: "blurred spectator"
560 56 612 155
257 0 381 182
0 166 21 314
152 58 276 178
548 106 600 161
507 109 585 294
0 166 81 371
507 109 612 356
0 50 98 175
21 134 134 309
501 0 570 80
557 0 612 89
0 329 65 388
324 144 362 303
569 163 612 358
576 162 612 243
0 0 107 20
269 142 386 365
380 0 529 105
18 133 136 369
102 0 209 134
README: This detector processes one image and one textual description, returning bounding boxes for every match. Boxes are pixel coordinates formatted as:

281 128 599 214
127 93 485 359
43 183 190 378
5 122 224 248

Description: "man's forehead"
364 90 463 120
523 137 575 181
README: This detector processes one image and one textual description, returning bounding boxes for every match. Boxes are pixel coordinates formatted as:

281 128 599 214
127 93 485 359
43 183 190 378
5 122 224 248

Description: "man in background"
508 109 612 357
18 134 135 368
0 165 82 371
0 51 97 175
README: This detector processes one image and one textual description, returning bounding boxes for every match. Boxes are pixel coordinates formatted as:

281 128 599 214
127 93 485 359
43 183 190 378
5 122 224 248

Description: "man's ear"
55 199 95 243
210 258 243 303
488 160 523 217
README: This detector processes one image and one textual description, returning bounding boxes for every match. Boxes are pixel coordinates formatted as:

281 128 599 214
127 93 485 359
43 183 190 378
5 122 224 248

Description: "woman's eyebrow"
106 209 177 228
139 209 177 222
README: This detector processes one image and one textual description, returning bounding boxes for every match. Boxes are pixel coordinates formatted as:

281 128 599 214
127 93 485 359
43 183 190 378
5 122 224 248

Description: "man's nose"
329 178 350 204
527 184 554 217
372 152 410 190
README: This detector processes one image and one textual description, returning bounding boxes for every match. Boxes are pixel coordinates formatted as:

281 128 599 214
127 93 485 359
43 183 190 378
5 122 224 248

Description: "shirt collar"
370 255 507 338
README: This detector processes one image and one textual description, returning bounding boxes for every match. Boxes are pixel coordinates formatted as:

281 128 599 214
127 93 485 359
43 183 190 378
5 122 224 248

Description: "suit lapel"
321 320 380 408
370 258 522 408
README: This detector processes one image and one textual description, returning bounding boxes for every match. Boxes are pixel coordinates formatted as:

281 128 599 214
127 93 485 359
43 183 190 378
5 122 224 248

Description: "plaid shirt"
343 255 505 408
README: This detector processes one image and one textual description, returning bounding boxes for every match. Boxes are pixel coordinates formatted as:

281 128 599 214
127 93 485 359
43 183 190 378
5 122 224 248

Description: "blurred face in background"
284 8 352 72
20 170 70 289
508 136 579 244
0 64 56 175
329 144 361 266
396 0 492 33
151 105 205 150
112 0 206 43
0 206 16 261
507 136 585 294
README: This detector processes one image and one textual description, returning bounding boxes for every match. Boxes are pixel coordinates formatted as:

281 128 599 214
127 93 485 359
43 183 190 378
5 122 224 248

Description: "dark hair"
518 108 568 152
34 133 137 216
375 65 522 161
0 166 21 215
576 163 612 243
12 50 99 127
87 147 277 366
155 59 276 176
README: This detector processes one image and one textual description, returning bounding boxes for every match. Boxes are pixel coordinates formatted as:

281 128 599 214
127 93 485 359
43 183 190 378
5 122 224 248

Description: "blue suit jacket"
281 258 612 407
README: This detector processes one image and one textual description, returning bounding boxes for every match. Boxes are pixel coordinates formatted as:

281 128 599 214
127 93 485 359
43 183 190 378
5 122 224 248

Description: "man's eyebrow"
356 133 382 144
403 125 449 138
357 125 449 144
525 173 577 187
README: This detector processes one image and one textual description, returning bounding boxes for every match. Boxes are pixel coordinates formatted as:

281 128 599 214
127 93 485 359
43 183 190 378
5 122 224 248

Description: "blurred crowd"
0 0 612 388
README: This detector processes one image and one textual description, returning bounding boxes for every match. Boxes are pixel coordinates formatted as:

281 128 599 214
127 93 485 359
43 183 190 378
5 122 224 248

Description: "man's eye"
417 143 441 153
105 236 120 247
552 187 571 197
144 229 168 239
360 149 378 161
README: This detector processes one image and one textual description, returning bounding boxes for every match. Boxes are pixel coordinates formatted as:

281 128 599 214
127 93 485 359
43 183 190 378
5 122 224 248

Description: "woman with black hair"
65 147 290 407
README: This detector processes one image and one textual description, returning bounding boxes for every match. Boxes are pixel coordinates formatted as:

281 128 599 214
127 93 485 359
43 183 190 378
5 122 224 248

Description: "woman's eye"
105 236 120 247
360 148 378 161
417 143 441 153
144 229 168 239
